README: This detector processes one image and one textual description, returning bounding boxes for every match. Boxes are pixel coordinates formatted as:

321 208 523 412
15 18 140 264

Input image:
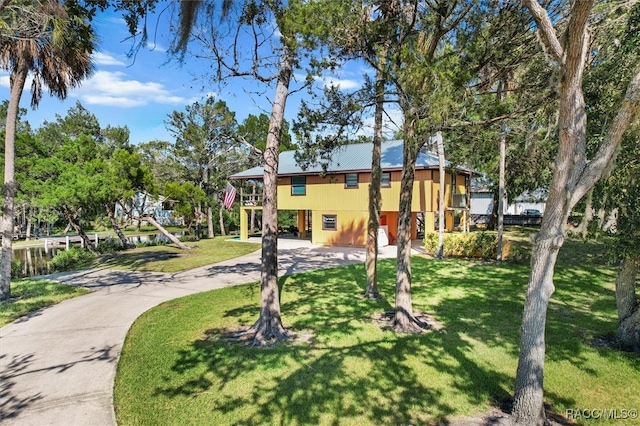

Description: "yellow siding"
312 210 367 246
279 175 368 211
275 170 468 245
279 170 441 213
456 174 467 195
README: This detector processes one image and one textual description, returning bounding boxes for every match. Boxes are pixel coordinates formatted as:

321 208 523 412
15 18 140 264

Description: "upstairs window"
345 173 358 188
381 172 391 187
291 176 306 196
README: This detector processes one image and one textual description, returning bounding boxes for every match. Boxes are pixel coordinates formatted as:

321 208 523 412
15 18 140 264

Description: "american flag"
223 183 237 210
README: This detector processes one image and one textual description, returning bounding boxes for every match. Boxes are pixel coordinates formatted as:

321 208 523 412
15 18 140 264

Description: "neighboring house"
506 188 547 215
469 178 495 217
114 191 182 226
470 179 547 226
230 140 472 247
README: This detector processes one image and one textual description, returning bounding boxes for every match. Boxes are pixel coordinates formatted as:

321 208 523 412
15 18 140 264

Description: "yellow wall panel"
279 170 447 214
456 174 467 194
312 210 368 246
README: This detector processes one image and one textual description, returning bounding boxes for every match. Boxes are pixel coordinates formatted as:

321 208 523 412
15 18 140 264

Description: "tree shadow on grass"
156 328 515 425
153 260 522 424
143 250 625 425
98 250 183 271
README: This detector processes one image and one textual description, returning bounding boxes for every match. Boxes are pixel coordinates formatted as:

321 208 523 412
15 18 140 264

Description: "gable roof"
230 139 465 180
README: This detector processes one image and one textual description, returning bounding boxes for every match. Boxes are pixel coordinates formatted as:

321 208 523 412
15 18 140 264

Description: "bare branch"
523 0 564 63
571 64 640 207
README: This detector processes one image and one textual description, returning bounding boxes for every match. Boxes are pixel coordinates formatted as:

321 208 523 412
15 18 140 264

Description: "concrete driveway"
0 239 412 425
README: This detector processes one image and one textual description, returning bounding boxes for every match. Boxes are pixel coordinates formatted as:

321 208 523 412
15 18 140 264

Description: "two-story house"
230 140 471 247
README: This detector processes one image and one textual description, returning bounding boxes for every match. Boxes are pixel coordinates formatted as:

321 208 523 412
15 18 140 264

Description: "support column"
240 207 249 240
298 210 306 238
445 210 454 231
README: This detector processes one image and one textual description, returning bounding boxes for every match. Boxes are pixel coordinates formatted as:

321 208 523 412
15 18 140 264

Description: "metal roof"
230 139 462 180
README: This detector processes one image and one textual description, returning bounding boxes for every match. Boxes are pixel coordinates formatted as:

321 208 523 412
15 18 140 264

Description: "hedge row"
423 232 528 261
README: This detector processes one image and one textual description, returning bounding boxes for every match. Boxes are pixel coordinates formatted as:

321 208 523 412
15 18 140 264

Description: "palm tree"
0 0 94 300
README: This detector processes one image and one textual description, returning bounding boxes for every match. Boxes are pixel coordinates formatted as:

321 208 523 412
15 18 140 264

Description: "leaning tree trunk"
249 48 293 345
105 204 132 249
0 65 28 300
615 256 640 351
392 125 426 333
364 55 385 299
142 214 191 250
435 132 446 259
65 214 99 255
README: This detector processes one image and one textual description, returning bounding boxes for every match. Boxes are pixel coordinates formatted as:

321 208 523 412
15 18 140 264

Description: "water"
12 233 184 277
12 245 61 277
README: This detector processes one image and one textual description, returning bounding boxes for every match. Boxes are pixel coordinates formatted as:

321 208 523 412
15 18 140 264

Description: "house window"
291 176 306 196
322 214 337 231
345 173 358 188
381 172 391 187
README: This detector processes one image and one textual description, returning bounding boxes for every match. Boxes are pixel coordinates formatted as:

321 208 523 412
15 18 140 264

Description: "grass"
114 236 640 426
91 236 261 273
0 279 90 327
1 236 259 327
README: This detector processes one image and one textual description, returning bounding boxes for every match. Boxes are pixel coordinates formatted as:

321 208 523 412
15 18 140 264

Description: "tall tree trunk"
497 123 506 261
65 214 98 255
487 192 499 230
250 183 257 231
436 132 445 259
615 256 640 351
26 215 32 240
195 204 202 241
392 119 426 333
512 16 587 423
219 206 226 236
105 203 132 249
204 166 214 239
249 48 293 345
0 65 27 301
142 214 191 250
364 54 385 299
207 205 214 238
576 188 594 238
514 1 640 420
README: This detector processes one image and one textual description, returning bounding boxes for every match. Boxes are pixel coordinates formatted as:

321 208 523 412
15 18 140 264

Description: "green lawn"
91 236 260 273
0 279 90 327
114 238 640 425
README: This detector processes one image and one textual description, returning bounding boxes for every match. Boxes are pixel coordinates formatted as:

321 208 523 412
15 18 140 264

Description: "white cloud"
0 74 9 88
73 71 190 108
313 75 361 91
92 52 126 66
146 42 167 53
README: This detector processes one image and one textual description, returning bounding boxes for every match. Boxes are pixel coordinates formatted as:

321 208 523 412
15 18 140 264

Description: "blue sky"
1 5 400 145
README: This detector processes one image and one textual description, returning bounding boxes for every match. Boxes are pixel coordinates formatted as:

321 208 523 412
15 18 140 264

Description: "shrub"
423 232 515 260
49 247 95 272
11 260 26 279
96 237 126 254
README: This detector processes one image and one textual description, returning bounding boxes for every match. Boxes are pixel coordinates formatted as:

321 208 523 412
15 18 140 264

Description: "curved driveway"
1 239 408 426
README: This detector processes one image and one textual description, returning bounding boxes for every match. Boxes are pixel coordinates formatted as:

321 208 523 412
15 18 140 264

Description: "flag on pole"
223 183 237 210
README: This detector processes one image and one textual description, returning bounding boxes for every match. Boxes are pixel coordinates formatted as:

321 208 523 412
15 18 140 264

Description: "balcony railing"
241 192 263 207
